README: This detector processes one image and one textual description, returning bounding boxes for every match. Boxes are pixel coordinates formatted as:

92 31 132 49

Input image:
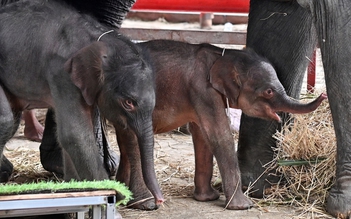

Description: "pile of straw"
261 94 336 218
4 150 55 183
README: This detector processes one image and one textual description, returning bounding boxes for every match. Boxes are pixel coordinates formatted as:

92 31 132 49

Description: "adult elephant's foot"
240 167 281 198
224 191 253 210
194 185 220 201
326 177 351 218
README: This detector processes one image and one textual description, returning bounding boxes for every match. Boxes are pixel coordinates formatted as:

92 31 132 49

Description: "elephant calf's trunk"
281 93 327 114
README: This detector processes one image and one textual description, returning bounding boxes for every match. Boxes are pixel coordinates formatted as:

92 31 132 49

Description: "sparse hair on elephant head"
209 47 326 122
64 42 108 106
209 48 276 109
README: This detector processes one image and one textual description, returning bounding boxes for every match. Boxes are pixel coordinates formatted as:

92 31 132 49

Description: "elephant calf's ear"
64 42 107 106
209 57 241 106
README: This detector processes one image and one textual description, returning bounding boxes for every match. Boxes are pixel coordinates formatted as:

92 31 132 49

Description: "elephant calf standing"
115 39 326 210
0 0 164 206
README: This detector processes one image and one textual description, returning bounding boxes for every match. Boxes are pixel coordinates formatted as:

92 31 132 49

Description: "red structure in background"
131 0 316 92
132 0 250 13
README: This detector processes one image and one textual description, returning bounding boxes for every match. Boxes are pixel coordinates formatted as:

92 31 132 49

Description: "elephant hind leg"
189 122 220 202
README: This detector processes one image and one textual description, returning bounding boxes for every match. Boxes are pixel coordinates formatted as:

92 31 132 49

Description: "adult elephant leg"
116 128 157 210
239 0 317 197
188 122 220 202
300 1 351 217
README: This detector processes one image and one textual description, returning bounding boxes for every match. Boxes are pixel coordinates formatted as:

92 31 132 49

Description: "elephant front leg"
324 70 351 217
189 122 220 201
195 115 252 209
0 155 13 182
40 109 70 176
326 173 351 218
0 87 21 182
116 128 158 210
213 139 253 210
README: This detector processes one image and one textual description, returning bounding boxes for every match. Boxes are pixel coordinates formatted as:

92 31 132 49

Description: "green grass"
0 180 132 206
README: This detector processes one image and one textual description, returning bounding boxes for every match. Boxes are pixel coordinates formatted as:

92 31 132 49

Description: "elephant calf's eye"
123 99 135 111
263 88 274 99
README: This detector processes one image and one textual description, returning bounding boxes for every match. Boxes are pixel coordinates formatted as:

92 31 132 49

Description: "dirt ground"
4 121 328 219
4 125 302 219
2 17 331 219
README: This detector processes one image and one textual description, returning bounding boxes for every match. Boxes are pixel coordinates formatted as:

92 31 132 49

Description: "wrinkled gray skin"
243 0 351 217
0 0 164 206
0 0 135 182
0 0 134 181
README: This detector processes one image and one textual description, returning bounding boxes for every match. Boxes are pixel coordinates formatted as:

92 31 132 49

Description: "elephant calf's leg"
0 87 20 182
116 129 157 210
196 115 252 209
39 109 69 176
189 123 220 201
0 155 13 182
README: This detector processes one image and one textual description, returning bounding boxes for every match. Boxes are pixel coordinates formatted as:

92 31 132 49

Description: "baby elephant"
0 0 164 206
116 40 326 210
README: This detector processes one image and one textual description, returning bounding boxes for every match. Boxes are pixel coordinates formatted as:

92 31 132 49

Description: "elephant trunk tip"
313 92 328 108
155 196 165 206
293 92 327 114
320 93 328 100
278 92 327 116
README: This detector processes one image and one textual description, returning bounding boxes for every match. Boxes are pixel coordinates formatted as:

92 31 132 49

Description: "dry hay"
4 149 56 184
258 93 336 218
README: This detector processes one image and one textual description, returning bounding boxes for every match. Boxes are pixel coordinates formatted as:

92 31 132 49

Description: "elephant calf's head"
209 48 327 122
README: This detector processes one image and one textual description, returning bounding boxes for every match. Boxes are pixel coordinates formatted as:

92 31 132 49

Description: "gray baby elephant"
0 0 164 206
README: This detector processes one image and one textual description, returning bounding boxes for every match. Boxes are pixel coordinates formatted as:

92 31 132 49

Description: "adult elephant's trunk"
134 117 164 206
276 93 327 114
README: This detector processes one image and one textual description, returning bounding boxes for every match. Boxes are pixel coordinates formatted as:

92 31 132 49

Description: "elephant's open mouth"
242 105 281 122
264 109 281 122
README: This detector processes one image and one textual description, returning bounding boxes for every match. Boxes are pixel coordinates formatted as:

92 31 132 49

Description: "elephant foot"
241 168 282 198
127 196 158 210
40 147 64 176
326 178 351 218
224 191 253 210
0 171 11 183
193 186 220 201
0 156 13 182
